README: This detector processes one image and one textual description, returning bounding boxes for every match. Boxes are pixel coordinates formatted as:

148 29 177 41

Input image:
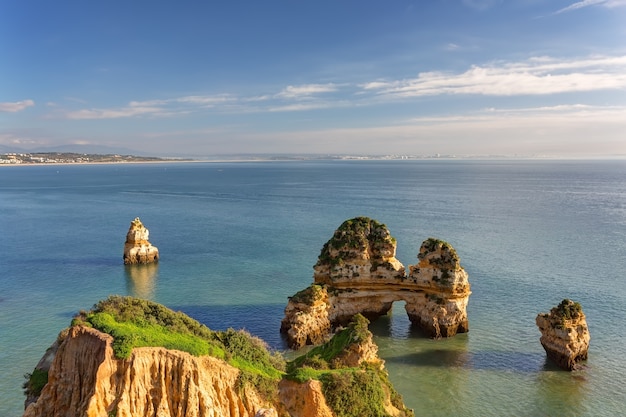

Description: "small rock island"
536 299 590 371
281 217 471 349
123 217 159 264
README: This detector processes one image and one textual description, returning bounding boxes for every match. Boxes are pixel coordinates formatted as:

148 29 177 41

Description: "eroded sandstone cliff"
23 297 413 417
123 217 159 264
281 217 471 349
23 326 274 417
536 299 590 371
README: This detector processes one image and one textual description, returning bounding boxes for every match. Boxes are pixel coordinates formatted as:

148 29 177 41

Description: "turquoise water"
1 160 625 416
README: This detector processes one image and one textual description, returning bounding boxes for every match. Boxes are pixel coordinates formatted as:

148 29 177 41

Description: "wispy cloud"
56 54 626 120
0 99 35 112
362 55 626 98
63 94 235 119
65 105 164 120
276 83 338 99
554 0 626 14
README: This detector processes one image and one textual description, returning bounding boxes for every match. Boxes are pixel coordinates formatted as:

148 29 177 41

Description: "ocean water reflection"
125 263 159 300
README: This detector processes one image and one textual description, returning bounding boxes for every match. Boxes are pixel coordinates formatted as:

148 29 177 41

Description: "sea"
1 159 625 417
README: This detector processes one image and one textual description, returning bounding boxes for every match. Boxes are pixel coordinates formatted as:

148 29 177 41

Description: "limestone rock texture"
536 299 590 371
23 301 413 417
23 326 276 417
278 380 334 417
281 217 471 349
281 314 413 417
123 217 159 264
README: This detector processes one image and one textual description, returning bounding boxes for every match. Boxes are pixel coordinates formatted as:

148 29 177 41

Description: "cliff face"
24 297 413 417
281 218 471 349
536 299 590 371
23 326 273 417
123 217 159 264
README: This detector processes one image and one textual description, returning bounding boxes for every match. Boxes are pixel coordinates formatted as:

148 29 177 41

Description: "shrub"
23 369 48 397
72 296 286 399
321 369 388 417
287 314 370 374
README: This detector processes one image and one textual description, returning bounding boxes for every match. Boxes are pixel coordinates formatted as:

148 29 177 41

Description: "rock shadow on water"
173 303 289 350
528 361 590 415
124 263 159 299
385 345 547 373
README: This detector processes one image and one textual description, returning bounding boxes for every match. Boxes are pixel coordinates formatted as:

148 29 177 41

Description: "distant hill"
37 144 145 156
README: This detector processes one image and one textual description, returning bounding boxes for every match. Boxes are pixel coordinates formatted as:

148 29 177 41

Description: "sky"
1 0 625 157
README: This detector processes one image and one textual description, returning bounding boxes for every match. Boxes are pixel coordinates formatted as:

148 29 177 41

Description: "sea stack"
123 217 159 264
536 299 590 371
281 217 471 349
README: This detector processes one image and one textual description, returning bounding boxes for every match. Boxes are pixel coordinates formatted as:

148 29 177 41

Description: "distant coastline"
2 151 624 167
0 152 192 166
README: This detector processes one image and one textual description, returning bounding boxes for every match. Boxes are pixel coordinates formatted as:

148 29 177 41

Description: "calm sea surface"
1 160 625 416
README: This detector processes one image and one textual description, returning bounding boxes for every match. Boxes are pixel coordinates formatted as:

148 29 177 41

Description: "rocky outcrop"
281 217 471 349
123 217 159 264
23 326 273 417
536 299 590 371
278 380 334 417
23 298 413 417
282 314 413 417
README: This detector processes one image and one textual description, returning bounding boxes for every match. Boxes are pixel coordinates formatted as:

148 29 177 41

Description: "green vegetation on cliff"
286 314 413 417
22 369 48 398
316 216 397 268
27 297 412 416
288 284 325 305
72 296 284 395
553 299 583 320
287 313 370 377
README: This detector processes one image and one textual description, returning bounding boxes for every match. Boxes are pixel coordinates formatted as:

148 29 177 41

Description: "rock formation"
281 217 471 349
536 299 590 371
280 313 413 417
23 297 413 417
23 326 274 417
123 217 159 264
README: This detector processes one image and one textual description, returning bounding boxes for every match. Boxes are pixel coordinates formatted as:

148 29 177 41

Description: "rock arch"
281 217 471 349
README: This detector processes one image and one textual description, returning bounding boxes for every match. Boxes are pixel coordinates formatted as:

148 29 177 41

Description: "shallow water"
1 160 625 416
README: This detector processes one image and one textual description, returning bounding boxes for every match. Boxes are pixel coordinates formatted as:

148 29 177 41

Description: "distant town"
0 152 178 165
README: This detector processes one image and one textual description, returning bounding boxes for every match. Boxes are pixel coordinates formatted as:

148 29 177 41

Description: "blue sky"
1 0 625 157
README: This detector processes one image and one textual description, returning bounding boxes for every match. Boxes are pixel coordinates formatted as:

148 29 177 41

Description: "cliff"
536 299 590 371
23 297 412 417
24 326 274 417
282 314 413 417
123 217 159 264
281 217 471 349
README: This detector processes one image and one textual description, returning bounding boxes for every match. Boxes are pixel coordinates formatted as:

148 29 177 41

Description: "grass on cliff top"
286 314 413 417
73 296 284 381
286 313 370 378
288 284 325 305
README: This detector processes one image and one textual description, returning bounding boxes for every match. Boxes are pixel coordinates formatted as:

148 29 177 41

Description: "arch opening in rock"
281 217 471 349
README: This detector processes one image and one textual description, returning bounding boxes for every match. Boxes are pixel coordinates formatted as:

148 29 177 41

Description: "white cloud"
276 83 338 99
554 0 626 14
268 103 333 112
57 55 626 120
174 95 233 105
65 105 163 120
62 94 234 119
0 99 35 112
362 55 626 98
